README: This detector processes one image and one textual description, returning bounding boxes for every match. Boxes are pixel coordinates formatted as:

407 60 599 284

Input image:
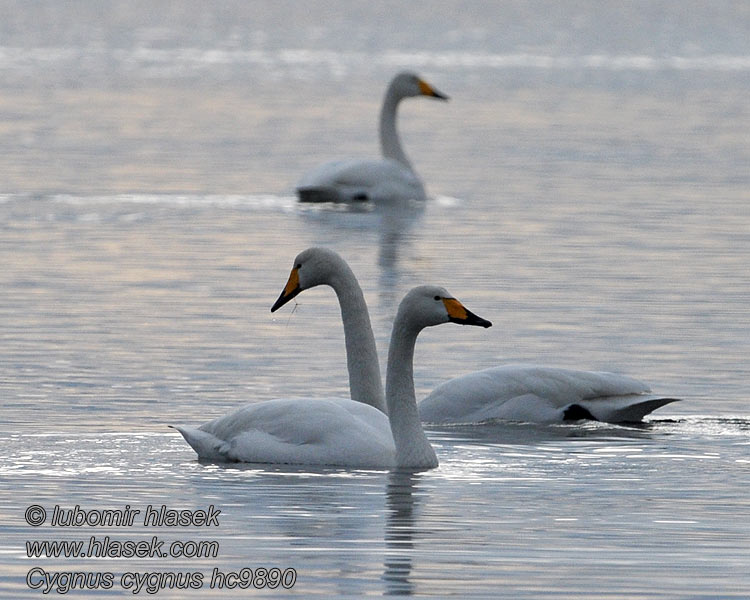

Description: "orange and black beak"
418 78 449 101
442 298 492 328
271 266 301 312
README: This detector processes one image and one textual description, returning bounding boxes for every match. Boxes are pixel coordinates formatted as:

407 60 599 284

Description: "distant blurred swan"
296 71 448 203
173 249 491 468
271 250 680 425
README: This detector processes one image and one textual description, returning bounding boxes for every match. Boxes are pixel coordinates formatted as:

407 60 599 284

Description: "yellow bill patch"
418 79 435 96
283 267 300 297
442 298 468 321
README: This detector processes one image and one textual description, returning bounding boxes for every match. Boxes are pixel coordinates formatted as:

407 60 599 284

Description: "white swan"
296 71 448 203
271 249 680 425
173 282 491 468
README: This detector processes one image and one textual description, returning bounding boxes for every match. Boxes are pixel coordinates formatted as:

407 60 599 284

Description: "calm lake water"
1 2 749 598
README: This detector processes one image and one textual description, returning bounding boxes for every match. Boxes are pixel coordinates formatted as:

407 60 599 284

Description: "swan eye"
295 264 302 269
434 295 441 301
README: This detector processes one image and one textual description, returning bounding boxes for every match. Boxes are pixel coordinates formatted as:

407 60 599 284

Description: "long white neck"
379 87 412 170
328 265 386 414
385 315 438 469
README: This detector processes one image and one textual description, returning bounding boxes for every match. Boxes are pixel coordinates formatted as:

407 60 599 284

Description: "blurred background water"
1 1 749 598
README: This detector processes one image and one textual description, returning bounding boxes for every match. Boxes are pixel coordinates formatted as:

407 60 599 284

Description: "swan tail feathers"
170 425 232 461
580 396 680 423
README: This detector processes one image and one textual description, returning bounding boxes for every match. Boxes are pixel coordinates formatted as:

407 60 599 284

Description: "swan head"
389 71 449 101
397 285 492 330
271 247 348 312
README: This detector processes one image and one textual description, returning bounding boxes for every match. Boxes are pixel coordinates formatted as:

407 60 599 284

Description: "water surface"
1 2 749 598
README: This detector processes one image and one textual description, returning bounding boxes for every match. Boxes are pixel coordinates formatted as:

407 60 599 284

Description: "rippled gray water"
2 2 749 598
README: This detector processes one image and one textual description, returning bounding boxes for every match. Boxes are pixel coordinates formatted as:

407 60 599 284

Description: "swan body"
173 398 393 466
174 254 492 468
297 158 424 203
296 71 448 203
418 365 679 424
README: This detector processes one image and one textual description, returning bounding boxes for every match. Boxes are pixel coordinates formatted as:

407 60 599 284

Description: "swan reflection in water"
297 193 425 287
383 470 422 596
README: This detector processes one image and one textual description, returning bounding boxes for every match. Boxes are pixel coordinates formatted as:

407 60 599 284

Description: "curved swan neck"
328 263 386 414
379 87 412 170
385 316 438 469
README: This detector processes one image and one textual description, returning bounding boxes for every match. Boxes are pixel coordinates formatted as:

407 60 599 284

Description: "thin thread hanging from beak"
285 301 300 328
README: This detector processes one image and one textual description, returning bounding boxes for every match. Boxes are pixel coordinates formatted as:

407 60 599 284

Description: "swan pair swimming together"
174 248 490 469
174 248 678 469
296 71 448 203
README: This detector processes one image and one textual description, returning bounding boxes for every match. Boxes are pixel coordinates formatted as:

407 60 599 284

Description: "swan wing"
174 397 395 467
297 159 424 202
419 365 676 424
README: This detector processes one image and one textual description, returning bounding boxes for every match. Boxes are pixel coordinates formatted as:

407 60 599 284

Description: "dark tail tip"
297 187 342 203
